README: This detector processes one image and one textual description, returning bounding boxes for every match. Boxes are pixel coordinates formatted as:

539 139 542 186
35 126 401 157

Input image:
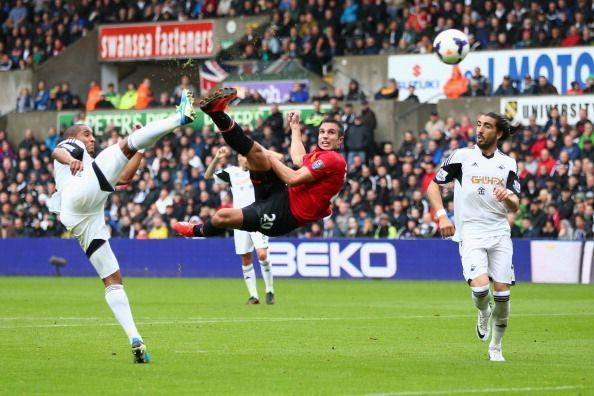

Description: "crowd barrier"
1 238 591 283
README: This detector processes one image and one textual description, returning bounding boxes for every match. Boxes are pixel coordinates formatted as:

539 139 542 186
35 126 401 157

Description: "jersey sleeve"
305 151 345 180
213 169 230 185
506 162 521 195
434 149 463 184
56 139 84 161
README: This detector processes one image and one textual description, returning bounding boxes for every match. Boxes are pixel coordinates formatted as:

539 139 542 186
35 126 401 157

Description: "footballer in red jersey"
174 88 347 238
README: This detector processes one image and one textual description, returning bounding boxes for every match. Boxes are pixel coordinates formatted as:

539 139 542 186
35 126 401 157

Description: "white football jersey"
434 146 521 242
214 166 255 209
49 139 94 213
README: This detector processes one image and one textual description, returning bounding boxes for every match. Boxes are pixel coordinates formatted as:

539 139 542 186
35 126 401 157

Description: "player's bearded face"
476 115 500 150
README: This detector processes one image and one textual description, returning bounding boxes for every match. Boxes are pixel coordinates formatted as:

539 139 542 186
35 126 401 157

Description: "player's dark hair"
64 123 90 139
320 118 344 137
484 112 514 141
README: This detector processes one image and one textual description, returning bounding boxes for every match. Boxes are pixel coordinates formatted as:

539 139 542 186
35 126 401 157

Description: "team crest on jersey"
513 179 521 193
312 159 325 170
436 169 448 181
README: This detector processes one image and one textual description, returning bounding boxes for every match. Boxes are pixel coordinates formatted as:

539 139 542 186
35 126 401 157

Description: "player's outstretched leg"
489 289 510 362
200 88 270 171
126 89 196 152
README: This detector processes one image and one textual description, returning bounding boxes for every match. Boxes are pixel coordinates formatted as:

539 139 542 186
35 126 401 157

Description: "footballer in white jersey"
427 112 520 362
48 90 196 363
204 146 275 305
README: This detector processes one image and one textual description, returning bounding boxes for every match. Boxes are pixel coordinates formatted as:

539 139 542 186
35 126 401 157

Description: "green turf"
0 277 593 395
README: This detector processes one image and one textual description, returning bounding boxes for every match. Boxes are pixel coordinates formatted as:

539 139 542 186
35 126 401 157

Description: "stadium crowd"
0 0 273 71
1 98 594 240
2 0 593 72
234 0 594 75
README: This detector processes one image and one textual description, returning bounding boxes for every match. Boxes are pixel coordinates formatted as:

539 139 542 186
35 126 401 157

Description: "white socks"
242 264 258 299
259 258 274 293
490 290 511 348
127 114 181 151
105 284 141 343
471 284 491 316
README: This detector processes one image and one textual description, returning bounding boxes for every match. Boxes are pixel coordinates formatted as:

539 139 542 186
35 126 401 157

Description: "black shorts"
241 185 300 237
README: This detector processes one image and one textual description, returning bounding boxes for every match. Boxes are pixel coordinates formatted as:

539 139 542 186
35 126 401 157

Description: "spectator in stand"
44 127 59 151
288 82 309 103
15 87 33 113
345 115 371 164
585 75 594 94
312 85 331 102
521 75 539 95
443 66 468 99
537 75 559 94
578 121 594 150
567 81 584 95
425 110 445 136
135 78 153 109
172 75 198 102
104 83 121 108
374 78 399 100
404 85 420 102
86 80 102 111
360 99 377 156
468 67 491 95
374 213 397 239
94 92 116 109
56 82 73 109
536 148 556 177
118 83 138 110
493 75 519 96
464 80 487 97
3 0 28 30
561 26 582 47
346 79 366 102
33 80 50 111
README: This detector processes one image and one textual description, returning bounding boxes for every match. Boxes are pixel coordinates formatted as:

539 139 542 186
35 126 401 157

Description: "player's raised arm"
268 154 315 187
287 112 306 166
204 146 229 180
52 141 84 175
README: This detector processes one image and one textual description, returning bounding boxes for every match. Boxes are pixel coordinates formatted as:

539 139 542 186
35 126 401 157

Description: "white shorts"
459 235 515 284
234 229 269 255
59 144 128 254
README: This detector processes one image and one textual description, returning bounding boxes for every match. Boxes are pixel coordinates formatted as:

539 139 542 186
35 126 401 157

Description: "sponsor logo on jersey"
312 159 325 170
471 176 505 185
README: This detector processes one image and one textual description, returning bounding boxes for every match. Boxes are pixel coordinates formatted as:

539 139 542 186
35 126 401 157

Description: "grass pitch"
0 277 593 395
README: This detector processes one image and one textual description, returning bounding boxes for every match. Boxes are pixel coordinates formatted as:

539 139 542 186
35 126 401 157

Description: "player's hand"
215 146 229 159
438 216 455 238
69 159 83 175
493 186 510 202
287 112 300 129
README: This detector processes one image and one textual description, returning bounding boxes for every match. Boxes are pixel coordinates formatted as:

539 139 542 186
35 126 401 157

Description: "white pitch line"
367 385 585 396
0 312 593 329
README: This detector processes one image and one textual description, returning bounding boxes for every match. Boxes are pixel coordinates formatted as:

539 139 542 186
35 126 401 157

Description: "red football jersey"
288 148 347 224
